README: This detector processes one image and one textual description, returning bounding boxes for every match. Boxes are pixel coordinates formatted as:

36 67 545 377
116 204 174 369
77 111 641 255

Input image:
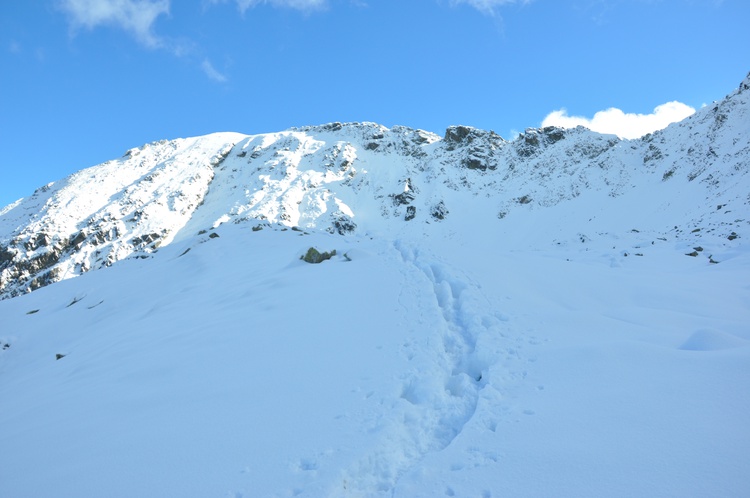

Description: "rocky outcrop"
442 125 507 171
514 126 572 158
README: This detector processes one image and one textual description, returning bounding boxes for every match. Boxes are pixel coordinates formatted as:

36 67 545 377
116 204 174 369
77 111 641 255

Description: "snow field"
0 226 409 497
1 215 749 496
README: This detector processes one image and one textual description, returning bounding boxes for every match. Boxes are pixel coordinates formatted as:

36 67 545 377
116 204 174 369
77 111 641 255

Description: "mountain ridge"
1 73 748 299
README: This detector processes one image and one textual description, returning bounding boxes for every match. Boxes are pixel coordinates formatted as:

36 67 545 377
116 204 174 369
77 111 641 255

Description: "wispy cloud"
201 59 228 82
208 0 327 13
449 0 531 16
541 101 696 139
59 0 170 48
54 0 345 82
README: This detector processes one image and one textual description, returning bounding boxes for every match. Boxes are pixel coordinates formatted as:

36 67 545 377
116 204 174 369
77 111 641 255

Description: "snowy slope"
0 75 749 497
2 220 748 498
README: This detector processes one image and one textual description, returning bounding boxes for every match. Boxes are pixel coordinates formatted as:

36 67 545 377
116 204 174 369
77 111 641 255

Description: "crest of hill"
0 73 748 299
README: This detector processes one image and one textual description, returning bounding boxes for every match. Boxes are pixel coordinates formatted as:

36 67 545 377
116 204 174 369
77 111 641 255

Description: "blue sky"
1 0 748 208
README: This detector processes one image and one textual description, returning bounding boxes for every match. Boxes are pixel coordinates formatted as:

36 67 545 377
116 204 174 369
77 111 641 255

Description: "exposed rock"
29 267 62 292
542 126 566 143
301 247 336 264
404 206 417 221
25 246 65 274
332 216 356 235
444 125 474 145
643 144 664 163
70 231 87 249
132 232 163 247
430 201 448 221
740 72 750 93
24 233 52 251
463 155 488 171
393 191 416 206
0 245 14 265
514 127 571 158
322 122 343 132
515 132 541 158
444 126 504 155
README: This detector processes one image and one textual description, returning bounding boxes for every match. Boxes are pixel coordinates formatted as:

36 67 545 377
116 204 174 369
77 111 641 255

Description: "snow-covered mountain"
0 75 749 497
1 75 748 299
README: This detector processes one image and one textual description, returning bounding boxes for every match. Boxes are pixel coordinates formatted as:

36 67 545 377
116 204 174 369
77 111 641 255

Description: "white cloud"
201 59 228 82
541 101 696 139
209 0 326 13
449 0 531 16
59 0 170 48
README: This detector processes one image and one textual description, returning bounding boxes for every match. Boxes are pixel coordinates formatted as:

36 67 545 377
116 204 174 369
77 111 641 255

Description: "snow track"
335 240 511 496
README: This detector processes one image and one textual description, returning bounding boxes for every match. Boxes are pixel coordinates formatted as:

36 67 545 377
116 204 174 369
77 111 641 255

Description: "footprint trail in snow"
334 240 522 496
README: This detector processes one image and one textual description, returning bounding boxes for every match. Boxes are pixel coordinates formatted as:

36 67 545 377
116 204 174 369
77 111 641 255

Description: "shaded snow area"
1 75 749 497
1 222 749 497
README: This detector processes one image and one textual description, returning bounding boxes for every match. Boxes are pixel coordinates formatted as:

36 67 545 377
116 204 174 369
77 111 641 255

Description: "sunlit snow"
1 75 749 497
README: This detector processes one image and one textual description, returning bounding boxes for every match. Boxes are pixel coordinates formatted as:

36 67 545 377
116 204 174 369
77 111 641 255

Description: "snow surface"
1 221 748 497
1 75 749 497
